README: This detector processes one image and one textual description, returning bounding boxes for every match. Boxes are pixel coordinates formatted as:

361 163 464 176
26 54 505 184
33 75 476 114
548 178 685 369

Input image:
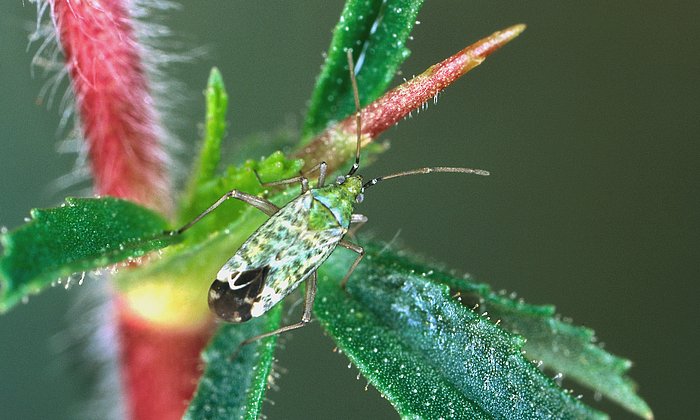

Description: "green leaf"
185 306 282 420
315 245 609 419
315 261 488 418
176 152 304 243
0 197 174 312
302 0 424 141
372 249 652 418
446 279 654 419
176 68 303 242
192 68 229 190
179 67 230 226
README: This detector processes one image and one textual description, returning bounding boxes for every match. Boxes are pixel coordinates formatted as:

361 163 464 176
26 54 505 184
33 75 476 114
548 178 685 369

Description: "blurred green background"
1 1 697 419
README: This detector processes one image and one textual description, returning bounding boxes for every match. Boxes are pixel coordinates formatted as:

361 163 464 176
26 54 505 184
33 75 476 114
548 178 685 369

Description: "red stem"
299 24 526 171
50 0 170 213
49 2 205 419
117 299 212 420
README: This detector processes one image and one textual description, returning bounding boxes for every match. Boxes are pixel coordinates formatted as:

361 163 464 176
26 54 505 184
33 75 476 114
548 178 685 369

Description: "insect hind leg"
236 271 318 350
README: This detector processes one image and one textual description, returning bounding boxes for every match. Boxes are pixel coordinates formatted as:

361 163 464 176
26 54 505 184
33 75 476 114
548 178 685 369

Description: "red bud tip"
300 24 526 171
468 24 527 59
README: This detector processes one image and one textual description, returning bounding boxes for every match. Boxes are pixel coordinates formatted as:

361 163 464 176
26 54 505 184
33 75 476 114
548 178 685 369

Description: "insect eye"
355 193 364 203
336 175 346 184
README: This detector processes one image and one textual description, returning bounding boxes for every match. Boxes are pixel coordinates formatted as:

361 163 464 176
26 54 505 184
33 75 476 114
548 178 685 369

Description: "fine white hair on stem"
51 276 127 420
27 0 201 198
23 1 200 416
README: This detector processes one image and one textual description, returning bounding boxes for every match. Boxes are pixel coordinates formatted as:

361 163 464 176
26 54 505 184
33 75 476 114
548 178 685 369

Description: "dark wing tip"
208 266 270 323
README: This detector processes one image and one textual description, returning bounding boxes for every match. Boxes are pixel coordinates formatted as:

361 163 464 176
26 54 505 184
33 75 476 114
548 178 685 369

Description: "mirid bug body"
209 176 362 323
173 51 489 344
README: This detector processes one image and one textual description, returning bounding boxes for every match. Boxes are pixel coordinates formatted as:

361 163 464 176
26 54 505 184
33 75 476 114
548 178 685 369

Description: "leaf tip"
208 67 224 89
636 399 654 420
206 67 228 107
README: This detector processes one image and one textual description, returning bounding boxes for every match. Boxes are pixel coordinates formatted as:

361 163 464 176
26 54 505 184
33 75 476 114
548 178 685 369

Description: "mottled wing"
216 192 345 318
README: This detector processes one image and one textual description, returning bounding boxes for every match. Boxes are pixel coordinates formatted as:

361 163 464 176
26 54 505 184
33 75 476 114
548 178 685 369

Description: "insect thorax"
311 175 363 228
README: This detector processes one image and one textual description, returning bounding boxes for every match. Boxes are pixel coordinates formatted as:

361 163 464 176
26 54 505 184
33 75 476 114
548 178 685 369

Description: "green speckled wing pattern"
217 191 348 316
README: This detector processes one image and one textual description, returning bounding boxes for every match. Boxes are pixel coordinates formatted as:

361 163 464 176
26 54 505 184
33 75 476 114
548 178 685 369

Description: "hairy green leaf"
176 152 304 244
316 257 487 418
182 67 229 210
0 197 174 312
368 249 652 418
315 245 609 419
447 279 653 419
302 0 424 141
185 306 282 420
176 67 303 243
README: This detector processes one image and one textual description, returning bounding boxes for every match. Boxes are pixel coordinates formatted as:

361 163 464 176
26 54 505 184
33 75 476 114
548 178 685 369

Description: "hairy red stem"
117 299 212 420
48 2 205 419
50 0 170 212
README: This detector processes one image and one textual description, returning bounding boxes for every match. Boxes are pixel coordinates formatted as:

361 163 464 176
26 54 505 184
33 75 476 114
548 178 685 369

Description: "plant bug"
172 51 489 345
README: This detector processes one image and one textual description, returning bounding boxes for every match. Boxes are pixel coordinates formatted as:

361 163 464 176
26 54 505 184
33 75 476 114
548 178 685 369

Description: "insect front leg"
316 161 328 187
347 213 368 241
338 240 365 288
238 271 318 347
173 190 279 235
254 161 328 192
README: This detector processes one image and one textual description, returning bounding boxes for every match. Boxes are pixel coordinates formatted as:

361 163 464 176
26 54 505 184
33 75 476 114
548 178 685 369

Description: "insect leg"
253 171 294 187
351 214 368 224
338 240 365 288
347 213 368 242
173 190 279 235
317 161 328 187
254 161 327 190
239 271 318 347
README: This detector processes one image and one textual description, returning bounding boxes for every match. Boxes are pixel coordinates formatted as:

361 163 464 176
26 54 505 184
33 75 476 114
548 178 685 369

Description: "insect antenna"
346 49 362 177
342 50 489 191
363 166 490 190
